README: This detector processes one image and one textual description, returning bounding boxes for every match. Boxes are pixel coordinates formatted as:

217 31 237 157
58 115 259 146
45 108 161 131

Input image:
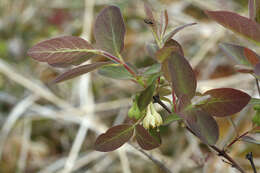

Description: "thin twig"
226 131 249 149
255 76 260 97
0 94 39 161
129 144 172 173
154 96 246 173
62 0 95 172
17 116 32 173
246 152 257 173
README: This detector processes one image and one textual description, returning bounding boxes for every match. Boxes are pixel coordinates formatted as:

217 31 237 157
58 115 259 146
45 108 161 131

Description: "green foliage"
28 3 257 155
98 64 134 80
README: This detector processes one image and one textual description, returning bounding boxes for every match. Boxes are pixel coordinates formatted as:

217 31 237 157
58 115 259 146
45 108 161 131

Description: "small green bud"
128 100 141 120
252 110 260 126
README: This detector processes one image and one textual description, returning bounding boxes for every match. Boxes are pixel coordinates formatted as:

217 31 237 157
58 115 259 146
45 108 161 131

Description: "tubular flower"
143 103 163 129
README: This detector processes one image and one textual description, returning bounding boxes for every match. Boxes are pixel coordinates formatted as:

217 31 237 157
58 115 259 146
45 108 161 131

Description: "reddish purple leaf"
234 65 254 74
244 47 260 66
28 36 96 67
94 124 134 152
184 108 219 145
53 61 110 83
200 88 251 117
205 10 260 43
164 23 196 42
249 0 256 20
135 125 161 150
156 39 185 82
144 2 158 35
254 62 260 77
161 50 196 100
249 0 260 23
94 5 125 56
220 43 260 66
162 10 168 37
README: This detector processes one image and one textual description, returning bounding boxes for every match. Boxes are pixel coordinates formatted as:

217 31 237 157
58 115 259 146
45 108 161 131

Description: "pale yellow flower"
143 103 163 129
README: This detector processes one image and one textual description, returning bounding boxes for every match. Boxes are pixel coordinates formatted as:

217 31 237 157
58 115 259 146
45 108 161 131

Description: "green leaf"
53 62 110 83
98 64 134 80
27 36 96 67
200 88 251 117
94 124 134 152
135 125 161 150
205 10 260 43
250 98 260 105
220 43 260 66
184 108 219 145
252 110 260 126
163 113 182 125
146 72 162 86
94 5 125 56
143 63 161 75
137 80 156 111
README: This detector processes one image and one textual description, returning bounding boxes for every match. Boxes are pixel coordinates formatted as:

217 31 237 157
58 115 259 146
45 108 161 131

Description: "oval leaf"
220 43 260 66
205 10 260 43
164 51 197 100
94 5 125 56
200 88 251 117
28 36 96 67
137 80 156 111
143 63 161 75
184 108 219 145
163 113 182 125
94 124 134 152
98 64 134 80
53 62 110 83
135 125 161 150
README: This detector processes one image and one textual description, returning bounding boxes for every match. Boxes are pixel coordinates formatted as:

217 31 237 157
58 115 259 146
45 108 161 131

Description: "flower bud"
143 103 163 129
128 100 141 119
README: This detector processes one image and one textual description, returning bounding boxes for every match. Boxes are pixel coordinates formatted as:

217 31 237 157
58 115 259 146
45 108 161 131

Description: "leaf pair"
94 124 161 152
28 5 126 83
156 39 251 145
144 2 196 45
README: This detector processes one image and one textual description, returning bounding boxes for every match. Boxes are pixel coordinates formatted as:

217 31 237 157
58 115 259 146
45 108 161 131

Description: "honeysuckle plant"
27 2 260 173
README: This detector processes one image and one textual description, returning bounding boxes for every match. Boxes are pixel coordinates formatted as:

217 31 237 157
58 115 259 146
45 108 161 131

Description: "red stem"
102 51 137 78
171 89 177 112
226 131 249 149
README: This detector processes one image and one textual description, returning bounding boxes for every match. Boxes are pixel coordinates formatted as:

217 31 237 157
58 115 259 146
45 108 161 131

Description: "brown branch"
226 131 249 149
154 96 246 173
246 152 257 173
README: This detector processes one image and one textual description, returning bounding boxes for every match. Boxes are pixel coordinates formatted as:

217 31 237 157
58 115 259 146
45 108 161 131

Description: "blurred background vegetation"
0 0 259 172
